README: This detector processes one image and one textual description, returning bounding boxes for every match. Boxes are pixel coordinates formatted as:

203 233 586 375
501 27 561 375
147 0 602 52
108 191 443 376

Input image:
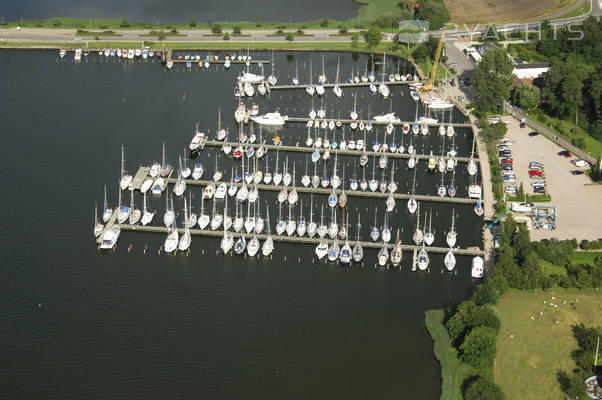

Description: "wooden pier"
284 117 468 128
115 223 486 256
269 80 414 90
201 140 474 163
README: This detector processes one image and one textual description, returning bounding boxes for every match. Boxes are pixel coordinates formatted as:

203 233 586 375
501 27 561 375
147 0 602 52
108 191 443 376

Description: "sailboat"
276 202 286 235
307 195 317 238
141 192 155 226
315 238 329 260
285 202 296 237
288 164 298 204
360 162 368 191
234 232 246 255
350 164 358 191
160 143 172 178
424 210 434 246
381 211 391 243
328 208 338 239
267 51 277 86
474 190 484 217
317 204 327 238
178 198 191 251
327 240 340 262
368 156 378 192
378 242 389 266
311 160 320 188
102 185 113 223
189 123 204 151
407 169 418 214
221 210 234 254
164 219 179 253
117 186 130 224
174 158 186 197
297 200 307 237
306 60 315 96
129 190 141 224
254 202 264 233
438 170 447 197
391 229 403 266
198 195 210 229
292 60 299 85
370 208 380 241
301 155 310 187
417 243 429 271
412 204 423 245
445 249 456 271
140 177 153 194
94 203 104 238
119 146 132 190
211 198 223 231
247 229 259 257
333 58 342 98
273 150 282 186
446 210 457 248
262 206 274 256
448 168 456 197
352 216 364 262
161 194 173 227
387 162 397 193
244 201 254 233
467 133 477 176
340 214 351 265
378 53 390 97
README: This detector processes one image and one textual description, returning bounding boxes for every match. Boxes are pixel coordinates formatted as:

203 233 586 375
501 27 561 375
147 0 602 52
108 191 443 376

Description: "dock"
283 117 468 128
269 81 414 90
115 223 486 256
201 140 474 162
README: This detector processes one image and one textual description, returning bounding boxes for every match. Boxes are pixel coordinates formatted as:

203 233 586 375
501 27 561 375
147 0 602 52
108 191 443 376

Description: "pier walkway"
284 117 468 128
269 81 413 90
118 223 485 256
201 141 473 162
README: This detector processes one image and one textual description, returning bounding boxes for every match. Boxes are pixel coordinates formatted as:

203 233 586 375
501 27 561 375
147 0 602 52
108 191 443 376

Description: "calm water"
3 0 360 23
1 50 480 399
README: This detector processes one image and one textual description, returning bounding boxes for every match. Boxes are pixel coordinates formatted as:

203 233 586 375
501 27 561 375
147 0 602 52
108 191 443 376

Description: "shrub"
120 18 130 28
366 25 382 47
53 19 62 27
460 326 498 368
211 22 222 34
99 24 108 29
189 18 196 27
319 18 329 27
223 32 230 40
276 24 286 33
170 28 178 34
233 25 241 34
464 377 505 400
285 32 295 41
339 24 349 34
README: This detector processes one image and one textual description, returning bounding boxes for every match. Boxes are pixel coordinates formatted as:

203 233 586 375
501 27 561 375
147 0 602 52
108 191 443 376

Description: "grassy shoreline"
424 309 471 400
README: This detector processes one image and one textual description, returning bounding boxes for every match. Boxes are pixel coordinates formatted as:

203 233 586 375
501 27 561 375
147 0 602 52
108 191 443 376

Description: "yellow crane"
420 32 445 92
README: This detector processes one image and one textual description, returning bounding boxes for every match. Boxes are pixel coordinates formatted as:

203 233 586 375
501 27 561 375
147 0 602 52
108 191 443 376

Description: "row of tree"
513 18 602 142
557 324 601 398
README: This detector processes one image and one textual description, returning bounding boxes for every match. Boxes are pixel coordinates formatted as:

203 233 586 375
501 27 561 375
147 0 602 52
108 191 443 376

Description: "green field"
571 251 601 265
530 112 602 158
556 0 592 19
496 289 602 400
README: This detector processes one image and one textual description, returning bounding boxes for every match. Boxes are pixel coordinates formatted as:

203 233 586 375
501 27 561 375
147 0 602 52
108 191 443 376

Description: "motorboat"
99 225 120 249
315 239 329 260
192 163 204 180
251 112 287 126
373 113 400 123
423 97 454 109
471 256 484 278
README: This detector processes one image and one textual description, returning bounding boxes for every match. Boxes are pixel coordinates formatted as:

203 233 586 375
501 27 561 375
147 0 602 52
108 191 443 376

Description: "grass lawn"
539 258 567 276
571 251 601 266
556 0 591 19
496 289 602 400
529 113 602 158
425 309 473 400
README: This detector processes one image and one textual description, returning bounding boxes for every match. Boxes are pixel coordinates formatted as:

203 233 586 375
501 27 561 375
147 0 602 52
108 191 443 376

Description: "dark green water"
1 50 479 399
3 0 360 23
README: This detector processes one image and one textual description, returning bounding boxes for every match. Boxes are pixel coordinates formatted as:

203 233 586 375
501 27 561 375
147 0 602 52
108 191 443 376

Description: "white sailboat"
444 250 456 271
163 194 174 227
352 216 364 263
94 202 104 238
211 198 223 231
417 244 429 271
315 239 329 260
141 192 155 226
370 208 380 242
378 53 390 97
198 195 210 230
424 210 434 246
129 190 141 224
317 204 327 238
164 219 179 253
262 206 274 256
276 202 286 236
378 242 389 266
102 185 113 223
119 146 132 190
412 204 423 245
333 58 342 98
390 229 403 266
178 198 191 251
407 169 418 214
297 200 306 237
307 195 317 238
117 187 130 224
285 202 296 237
306 60 315 96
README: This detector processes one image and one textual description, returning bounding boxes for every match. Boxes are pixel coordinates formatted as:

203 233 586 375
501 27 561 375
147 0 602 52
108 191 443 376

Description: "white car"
505 186 518 194
503 175 516 183
573 159 587 167
503 170 515 176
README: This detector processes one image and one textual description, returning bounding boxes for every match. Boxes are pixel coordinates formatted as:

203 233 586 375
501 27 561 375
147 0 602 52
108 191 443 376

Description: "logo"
398 20 429 43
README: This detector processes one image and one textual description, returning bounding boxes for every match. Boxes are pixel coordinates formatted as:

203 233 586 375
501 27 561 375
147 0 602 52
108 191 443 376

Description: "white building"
513 62 549 79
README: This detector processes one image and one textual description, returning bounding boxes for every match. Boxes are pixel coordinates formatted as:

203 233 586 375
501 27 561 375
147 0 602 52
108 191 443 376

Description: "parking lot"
502 116 602 240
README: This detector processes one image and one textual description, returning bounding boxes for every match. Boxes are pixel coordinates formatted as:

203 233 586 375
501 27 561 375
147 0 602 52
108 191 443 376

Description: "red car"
529 170 543 176
501 158 513 164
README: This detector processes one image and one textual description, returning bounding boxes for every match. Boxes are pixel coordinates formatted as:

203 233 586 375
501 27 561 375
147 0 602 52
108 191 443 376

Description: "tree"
351 34 359 48
513 83 541 110
233 25 241 34
53 19 62 27
464 377 505 400
223 32 230 40
339 24 349 34
285 32 295 41
460 326 498 368
561 72 584 124
471 281 500 305
0 16 6 26
211 22 222 34
120 18 130 28
472 49 514 112
189 17 196 27
521 252 542 289
366 25 382 47
319 18 329 27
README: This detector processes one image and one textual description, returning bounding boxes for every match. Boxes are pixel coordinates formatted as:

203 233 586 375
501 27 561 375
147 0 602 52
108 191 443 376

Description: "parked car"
529 170 543 176
499 151 512 157
501 158 513 164
529 161 542 166
502 165 513 171
457 95 465 101
520 122 526 128
558 150 572 157
503 170 515 176
504 175 516 183
531 181 546 187
528 131 539 137
449 62 459 67
571 170 585 175
534 187 546 193
573 159 587 167
529 165 542 170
